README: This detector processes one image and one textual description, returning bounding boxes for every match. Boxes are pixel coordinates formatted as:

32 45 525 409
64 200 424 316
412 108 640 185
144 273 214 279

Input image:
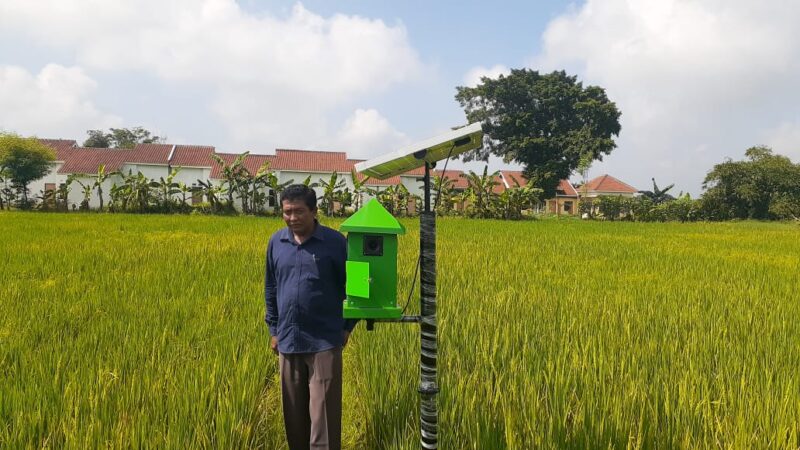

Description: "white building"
31 139 630 214
30 139 426 211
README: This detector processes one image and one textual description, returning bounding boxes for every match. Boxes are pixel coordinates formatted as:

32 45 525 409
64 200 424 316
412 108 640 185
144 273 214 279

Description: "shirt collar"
280 220 324 243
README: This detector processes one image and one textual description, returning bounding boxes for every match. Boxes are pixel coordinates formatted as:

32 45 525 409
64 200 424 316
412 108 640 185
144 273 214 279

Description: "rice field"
1 211 799 449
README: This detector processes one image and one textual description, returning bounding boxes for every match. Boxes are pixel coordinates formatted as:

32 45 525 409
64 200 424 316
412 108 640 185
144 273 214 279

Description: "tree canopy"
0 133 56 206
83 127 164 149
455 69 621 198
701 146 800 220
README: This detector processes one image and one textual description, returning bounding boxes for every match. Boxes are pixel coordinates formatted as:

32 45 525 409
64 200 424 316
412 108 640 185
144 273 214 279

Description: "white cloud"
764 118 800 161
533 0 800 194
0 1 424 149
334 108 409 159
462 64 510 87
0 64 121 139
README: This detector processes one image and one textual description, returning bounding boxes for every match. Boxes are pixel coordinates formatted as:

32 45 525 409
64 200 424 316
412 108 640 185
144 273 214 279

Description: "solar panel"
355 123 483 180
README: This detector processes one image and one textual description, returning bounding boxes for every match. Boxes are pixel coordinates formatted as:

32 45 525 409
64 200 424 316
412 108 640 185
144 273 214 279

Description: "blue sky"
1 0 799 195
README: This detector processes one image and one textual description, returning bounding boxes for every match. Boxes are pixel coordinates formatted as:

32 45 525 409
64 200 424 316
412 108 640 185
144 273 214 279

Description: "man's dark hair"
280 184 317 211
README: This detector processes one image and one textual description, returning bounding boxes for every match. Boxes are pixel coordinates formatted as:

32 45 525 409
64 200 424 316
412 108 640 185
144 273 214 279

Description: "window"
564 201 573 213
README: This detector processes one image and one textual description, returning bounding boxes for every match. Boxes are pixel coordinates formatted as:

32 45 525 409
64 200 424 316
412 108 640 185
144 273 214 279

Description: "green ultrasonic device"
340 198 405 319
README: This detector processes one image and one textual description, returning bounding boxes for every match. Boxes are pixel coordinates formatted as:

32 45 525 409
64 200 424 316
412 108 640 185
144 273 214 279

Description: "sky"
1 0 799 195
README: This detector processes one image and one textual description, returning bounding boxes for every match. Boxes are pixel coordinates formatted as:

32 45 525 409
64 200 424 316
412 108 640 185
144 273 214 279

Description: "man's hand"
342 330 350 348
270 336 279 355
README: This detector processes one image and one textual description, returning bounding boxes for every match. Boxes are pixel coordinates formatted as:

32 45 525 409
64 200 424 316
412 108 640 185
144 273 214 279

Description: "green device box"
340 198 405 319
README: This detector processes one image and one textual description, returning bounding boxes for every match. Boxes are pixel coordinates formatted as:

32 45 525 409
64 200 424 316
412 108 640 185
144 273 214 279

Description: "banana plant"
34 188 57 211
177 182 192 211
264 173 294 213
639 178 676 204
67 174 94 211
149 168 181 212
211 153 248 210
108 182 127 212
433 175 456 216
93 164 118 211
121 171 155 212
318 171 346 216
246 162 276 214
464 166 500 218
194 179 229 213
349 169 370 210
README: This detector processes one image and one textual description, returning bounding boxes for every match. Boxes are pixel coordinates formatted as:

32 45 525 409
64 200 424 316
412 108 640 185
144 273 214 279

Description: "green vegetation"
456 69 621 199
1 213 799 448
83 127 164 149
0 134 56 209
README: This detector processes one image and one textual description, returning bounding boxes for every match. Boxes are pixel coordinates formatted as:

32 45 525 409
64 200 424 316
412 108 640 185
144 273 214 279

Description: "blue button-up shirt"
265 221 357 354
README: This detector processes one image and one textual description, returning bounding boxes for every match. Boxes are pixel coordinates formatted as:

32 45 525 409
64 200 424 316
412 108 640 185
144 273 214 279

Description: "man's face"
282 199 316 235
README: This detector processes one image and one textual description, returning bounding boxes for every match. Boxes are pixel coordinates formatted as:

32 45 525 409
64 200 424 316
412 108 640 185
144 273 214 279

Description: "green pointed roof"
340 198 406 235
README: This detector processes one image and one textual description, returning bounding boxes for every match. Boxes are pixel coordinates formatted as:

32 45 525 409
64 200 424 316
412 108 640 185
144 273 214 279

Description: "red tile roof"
269 149 423 180
208 153 240 179
499 170 528 188
272 149 353 172
402 165 426 176
364 175 404 186
57 147 134 174
556 179 578 197
491 175 505 194
170 145 216 167
38 139 77 161
433 169 469 190
40 139 447 183
244 154 276 175
129 143 172 165
207 153 278 179
585 174 638 194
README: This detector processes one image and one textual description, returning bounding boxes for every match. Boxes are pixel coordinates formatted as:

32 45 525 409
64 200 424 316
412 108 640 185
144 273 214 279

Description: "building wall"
170 166 211 188
545 197 578 215
400 175 424 197
27 163 68 204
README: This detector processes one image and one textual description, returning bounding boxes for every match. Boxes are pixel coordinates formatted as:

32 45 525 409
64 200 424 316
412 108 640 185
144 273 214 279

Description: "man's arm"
264 239 279 347
337 234 358 333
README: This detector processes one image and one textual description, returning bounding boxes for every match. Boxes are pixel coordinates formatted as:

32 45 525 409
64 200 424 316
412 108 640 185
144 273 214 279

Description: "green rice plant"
1 212 799 449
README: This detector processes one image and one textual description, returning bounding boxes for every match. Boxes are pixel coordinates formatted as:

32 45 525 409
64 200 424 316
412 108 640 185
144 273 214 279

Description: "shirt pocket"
306 252 333 282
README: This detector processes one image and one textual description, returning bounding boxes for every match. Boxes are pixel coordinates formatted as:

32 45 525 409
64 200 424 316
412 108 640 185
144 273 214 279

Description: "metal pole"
419 162 439 449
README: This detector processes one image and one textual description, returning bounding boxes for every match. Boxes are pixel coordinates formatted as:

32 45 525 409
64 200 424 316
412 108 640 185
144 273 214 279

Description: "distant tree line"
584 146 800 222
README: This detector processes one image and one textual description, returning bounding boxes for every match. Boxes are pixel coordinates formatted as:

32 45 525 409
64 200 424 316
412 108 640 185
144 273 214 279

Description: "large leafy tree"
0 133 56 208
83 127 164 149
701 146 800 220
455 69 621 198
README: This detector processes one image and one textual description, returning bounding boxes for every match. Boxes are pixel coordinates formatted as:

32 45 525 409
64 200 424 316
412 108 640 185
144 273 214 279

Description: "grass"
1 212 799 449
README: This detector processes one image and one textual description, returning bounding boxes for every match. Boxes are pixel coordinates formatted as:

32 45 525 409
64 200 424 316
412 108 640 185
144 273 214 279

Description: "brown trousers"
279 347 343 450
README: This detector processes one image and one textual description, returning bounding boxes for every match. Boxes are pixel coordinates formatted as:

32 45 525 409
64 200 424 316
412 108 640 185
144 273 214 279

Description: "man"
265 184 356 450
